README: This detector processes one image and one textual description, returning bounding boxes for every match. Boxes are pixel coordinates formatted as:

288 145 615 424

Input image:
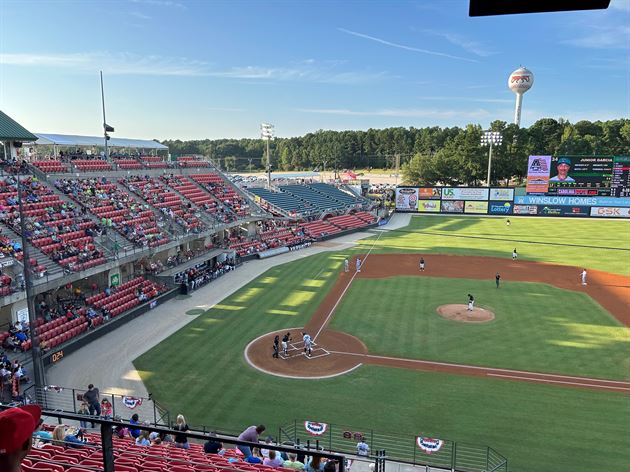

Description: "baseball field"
134 215 630 472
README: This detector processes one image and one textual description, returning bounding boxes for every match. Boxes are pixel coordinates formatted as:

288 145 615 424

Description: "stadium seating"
115 158 143 170
299 220 340 238
86 277 166 318
307 183 364 207
139 156 170 168
72 160 114 172
190 174 250 221
248 187 313 216
32 160 69 173
279 185 346 212
120 176 206 233
160 175 220 217
177 156 211 168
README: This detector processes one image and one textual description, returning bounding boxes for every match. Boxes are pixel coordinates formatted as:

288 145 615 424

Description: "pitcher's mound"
437 304 495 323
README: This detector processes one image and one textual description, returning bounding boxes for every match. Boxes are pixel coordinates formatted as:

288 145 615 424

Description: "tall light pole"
261 123 274 188
480 131 503 187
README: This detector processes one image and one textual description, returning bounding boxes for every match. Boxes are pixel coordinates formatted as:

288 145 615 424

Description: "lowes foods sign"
488 201 513 215
590 207 630 218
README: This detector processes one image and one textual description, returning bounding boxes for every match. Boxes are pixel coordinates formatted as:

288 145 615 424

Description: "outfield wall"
395 186 630 218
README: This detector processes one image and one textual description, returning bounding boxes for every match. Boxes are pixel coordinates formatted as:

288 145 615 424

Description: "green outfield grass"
136 215 630 472
330 276 630 380
358 215 630 275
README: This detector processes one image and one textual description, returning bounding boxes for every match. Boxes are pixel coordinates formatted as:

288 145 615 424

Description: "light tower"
508 66 534 127
260 123 274 188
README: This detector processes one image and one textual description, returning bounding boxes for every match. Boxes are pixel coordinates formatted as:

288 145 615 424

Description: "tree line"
162 118 630 186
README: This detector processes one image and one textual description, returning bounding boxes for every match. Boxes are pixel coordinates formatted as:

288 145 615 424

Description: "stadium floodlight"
261 123 274 188
480 131 503 187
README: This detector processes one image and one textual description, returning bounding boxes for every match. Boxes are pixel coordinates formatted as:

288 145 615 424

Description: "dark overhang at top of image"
469 0 610 16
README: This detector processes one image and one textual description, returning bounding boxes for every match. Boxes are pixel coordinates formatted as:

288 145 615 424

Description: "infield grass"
359 215 630 276
330 276 630 380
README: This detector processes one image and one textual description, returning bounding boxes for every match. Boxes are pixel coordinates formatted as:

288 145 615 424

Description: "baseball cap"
0 405 42 454
557 157 572 166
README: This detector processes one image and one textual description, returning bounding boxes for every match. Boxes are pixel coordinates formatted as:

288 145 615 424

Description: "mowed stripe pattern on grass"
330 276 630 380
359 216 630 276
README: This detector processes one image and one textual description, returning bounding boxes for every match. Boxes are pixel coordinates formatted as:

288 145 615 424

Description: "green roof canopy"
0 110 37 142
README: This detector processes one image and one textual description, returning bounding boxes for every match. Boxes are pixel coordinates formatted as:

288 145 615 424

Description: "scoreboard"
527 155 630 197
612 156 630 197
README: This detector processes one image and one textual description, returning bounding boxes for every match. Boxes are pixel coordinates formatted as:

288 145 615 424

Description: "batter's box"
280 342 330 360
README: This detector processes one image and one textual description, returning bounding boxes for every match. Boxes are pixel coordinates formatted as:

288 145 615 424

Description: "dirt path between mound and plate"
246 254 630 393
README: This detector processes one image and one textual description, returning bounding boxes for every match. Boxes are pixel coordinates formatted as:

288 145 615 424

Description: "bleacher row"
0 277 164 352
24 427 294 472
249 184 365 216
31 156 210 174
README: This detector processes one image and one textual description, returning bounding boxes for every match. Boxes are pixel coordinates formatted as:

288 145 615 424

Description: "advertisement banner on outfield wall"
525 155 551 194
395 188 419 211
534 205 591 216
514 195 630 207
513 205 538 215
464 201 489 214
489 188 514 201
488 201 513 215
442 187 489 201
441 201 464 213
590 207 630 218
418 200 441 212
418 187 441 199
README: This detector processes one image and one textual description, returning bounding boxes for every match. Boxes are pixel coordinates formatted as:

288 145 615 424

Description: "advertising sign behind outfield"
395 188 419 211
537 205 591 217
418 188 441 199
442 187 489 201
490 188 514 201
590 207 630 218
418 200 441 212
464 201 488 214
513 205 538 215
488 201 513 215
441 201 464 213
525 155 551 194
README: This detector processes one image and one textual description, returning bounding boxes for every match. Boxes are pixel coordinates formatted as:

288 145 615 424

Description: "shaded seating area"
279 185 346 212
31 160 69 173
248 187 311 215
299 220 340 238
177 156 211 168
307 182 364 206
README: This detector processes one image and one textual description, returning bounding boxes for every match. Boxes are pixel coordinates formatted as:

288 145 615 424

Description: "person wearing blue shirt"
129 414 141 438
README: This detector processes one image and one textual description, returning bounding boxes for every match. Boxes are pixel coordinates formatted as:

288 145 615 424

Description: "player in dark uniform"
281 332 292 356
495 273 501 288
272 335 279 358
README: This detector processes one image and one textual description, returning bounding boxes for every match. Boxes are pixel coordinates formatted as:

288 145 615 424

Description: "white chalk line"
313 232 383 342
327 350 630 390
487 374 630 391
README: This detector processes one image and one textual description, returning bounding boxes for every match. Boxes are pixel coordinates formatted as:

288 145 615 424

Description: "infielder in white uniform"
302 332 312 357
581 269 587 286
344 258 349 272
356 257 362 273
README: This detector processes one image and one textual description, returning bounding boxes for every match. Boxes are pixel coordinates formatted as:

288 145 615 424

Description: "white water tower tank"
508 67 534 127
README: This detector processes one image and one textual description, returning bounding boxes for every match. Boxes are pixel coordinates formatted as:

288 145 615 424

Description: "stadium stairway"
158 177 223 229
202 163 269 217
0 223 64 280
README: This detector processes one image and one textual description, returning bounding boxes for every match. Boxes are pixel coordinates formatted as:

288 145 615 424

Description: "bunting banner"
304 421 328 436
416 436 444 454
122 396 143 409
44 385 63 393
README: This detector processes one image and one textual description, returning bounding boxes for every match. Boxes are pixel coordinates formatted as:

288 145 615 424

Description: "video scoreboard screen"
526 155 630 197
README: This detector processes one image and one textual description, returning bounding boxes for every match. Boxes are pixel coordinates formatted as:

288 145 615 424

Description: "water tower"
508 66 534 127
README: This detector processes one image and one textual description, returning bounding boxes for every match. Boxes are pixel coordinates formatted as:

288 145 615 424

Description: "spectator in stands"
237 424 265 457
245 447 264 464
82 384 101 427
204 432 223 454
112 416 129 439
0 405 41 472
135 430 151 447
77 402 90 428
356 439 369 457
52 424 88 448
305 455 325 472
173 414 190 449
263 450 284 467
283 452 305 470
129 413 141 438
100 398 113 419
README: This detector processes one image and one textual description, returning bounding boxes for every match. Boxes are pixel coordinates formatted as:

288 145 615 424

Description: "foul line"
327 350 630 390
313 232 383 342
487 374 630 391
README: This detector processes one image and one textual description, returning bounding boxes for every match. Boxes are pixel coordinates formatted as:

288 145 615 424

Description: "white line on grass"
313 232 383 342
327 350 630 388
487 374 630 391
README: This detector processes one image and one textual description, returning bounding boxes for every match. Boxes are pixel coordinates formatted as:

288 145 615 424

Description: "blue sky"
0 0 628 140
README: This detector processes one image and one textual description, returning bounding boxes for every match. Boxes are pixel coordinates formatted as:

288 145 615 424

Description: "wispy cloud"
562 24 630 48
417 96 512 104
129 11 152 20
418 29 496 57
0 52 391 84
129 0 185 8
295 107 490 119
337 28 478 63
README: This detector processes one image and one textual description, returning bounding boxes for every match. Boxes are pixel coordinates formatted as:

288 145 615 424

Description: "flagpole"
100 71 109 160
